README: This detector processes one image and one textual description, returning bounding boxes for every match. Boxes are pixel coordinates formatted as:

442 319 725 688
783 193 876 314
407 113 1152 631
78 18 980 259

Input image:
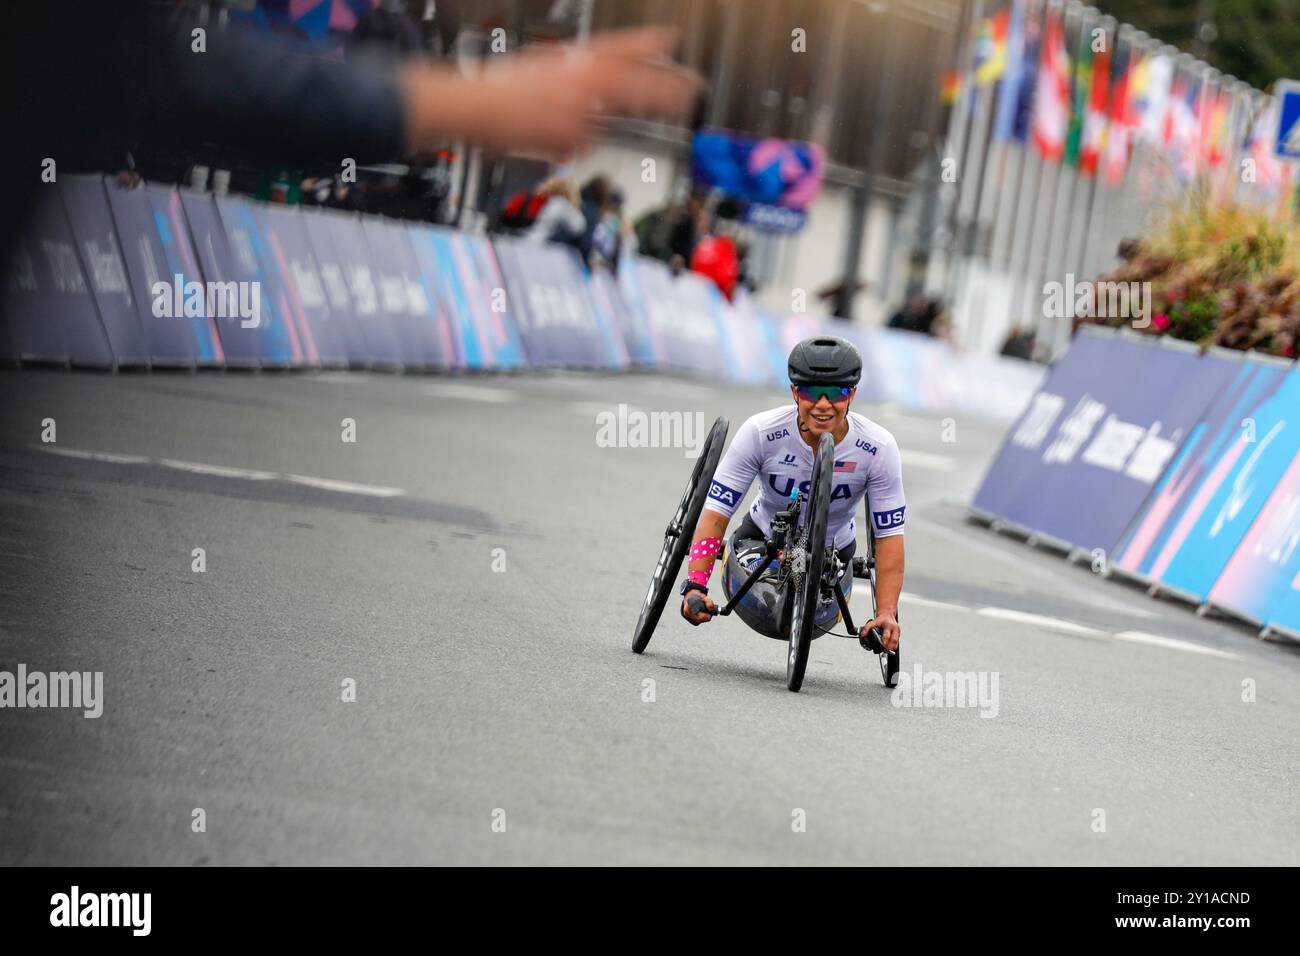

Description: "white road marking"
35 447 405 499
284 474 404 497
422 383 516 403
159 458 278 481
900 592 972 613
570 401 648 417
903 450 958 471
307 372 367 385
975 607 1107 637
1114 631 1241 660
42 448 151 465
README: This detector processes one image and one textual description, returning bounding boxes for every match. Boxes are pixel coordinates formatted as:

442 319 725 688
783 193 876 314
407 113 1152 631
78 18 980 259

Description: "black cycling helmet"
787 335 862 387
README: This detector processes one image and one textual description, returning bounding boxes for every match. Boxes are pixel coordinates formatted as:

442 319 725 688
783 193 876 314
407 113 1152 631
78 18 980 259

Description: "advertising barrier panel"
406 224 529 370
972 330 1238 554
1 185 112 366
184 193 272 366
257 204 359 366
106 185 218 366
212 196 310 367
361 217 448 369
58 176 147 365
492 236 627 369
313 209 405 367
1208 439 1300 629
1117 361 1300 602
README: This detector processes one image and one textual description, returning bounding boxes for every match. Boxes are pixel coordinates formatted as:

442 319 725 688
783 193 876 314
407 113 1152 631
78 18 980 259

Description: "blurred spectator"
670 191 709 263
633 203 677 262
887 292 940 335
526 179 586 248
591 188 626 272
999 326 1037 361
499 186 550 232
351 0 425 60
691 234 739 300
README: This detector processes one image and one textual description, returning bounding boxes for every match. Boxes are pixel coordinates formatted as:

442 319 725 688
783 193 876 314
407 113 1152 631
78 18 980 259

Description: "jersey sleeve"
867 434 906 537
702 416 763 520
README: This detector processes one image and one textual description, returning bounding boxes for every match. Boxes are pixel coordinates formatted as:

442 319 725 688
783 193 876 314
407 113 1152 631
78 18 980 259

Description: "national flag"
1134 54 1173 144
1064 26 1093 167
834 460 857 474
974 7 1010 86
1102 54 1133 185
1245 99 1288 202
1031 11 1070 160
1011 13 1041 143
1199 87 1230 168
1164 76 1199 180
992 0 1026 141
1079 43 1111 175
941 69 962 104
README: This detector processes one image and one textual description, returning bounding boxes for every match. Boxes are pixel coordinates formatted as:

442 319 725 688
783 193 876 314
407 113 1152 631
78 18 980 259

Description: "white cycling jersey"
702 405 906 550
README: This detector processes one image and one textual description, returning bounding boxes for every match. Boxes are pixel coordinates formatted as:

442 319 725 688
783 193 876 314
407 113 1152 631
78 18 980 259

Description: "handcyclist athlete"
678 335 904 652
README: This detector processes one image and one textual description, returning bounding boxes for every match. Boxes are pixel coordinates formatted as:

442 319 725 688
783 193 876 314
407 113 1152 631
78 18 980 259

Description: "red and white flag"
1031 11 1070 160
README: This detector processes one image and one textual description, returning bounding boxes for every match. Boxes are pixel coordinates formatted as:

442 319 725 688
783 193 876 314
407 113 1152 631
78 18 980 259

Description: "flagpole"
1071 15 1114 287
990 0 1046 341
1009 0 1066 350
932 0 986 297
1036 1 1091 355
1083 22 1128 279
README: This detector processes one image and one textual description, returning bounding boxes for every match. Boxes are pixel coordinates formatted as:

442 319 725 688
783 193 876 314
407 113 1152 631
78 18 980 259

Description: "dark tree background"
1101 0 1300 91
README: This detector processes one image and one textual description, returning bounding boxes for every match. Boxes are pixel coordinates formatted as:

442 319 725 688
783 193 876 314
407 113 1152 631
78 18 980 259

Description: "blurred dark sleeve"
1 0 405 259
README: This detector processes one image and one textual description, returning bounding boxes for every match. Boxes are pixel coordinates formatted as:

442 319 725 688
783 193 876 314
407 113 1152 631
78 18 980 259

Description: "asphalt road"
0 367 1296 865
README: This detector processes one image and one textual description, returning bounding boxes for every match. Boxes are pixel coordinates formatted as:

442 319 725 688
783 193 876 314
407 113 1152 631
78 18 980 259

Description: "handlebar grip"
860 626 885 652
686 594 713 617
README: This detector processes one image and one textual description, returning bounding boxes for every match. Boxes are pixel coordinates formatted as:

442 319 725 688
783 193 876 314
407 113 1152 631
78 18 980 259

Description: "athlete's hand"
862 610 900 652
681 591 717 626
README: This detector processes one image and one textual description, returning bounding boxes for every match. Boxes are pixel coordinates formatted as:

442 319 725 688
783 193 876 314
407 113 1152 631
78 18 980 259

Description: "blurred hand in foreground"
400 28 699 158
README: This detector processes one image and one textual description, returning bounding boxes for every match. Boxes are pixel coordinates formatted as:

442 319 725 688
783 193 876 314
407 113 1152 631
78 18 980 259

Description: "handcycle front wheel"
631 416 729 654
785 431 833 692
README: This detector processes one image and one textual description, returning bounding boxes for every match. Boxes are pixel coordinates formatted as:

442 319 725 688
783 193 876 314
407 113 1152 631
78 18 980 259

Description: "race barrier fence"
2 176 1042 423
972 325 1300 640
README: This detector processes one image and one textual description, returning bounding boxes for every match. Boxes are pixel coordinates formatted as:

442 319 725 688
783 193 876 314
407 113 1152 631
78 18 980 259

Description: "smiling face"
790 384 855 444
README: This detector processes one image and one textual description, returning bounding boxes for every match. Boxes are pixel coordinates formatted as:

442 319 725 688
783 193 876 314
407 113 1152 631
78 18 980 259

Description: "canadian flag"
1031 12 1070 160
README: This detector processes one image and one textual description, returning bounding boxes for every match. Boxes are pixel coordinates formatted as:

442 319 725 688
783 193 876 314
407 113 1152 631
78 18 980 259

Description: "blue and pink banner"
1209 441 1300 631
1116 361 1300 602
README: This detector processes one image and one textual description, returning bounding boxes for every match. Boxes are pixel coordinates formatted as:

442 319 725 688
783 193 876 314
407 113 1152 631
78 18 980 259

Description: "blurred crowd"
495 178 758 300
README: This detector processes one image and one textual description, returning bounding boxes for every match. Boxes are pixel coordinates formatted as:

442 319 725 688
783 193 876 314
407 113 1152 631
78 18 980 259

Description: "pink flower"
1153 313 1171 331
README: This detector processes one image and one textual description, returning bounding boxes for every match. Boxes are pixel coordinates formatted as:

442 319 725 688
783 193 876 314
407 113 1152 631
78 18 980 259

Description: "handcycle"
631 416 900 692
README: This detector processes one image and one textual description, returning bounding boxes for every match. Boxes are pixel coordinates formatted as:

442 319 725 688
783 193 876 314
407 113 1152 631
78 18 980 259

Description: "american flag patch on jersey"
834 459 856 473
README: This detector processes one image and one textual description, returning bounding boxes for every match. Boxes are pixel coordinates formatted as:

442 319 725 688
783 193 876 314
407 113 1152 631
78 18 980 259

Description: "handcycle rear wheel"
785 432 833 692
631 416 729 654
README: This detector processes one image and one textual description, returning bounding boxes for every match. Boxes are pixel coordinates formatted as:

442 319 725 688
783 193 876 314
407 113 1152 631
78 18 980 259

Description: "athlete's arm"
680 509 728 624
861 433 906 652
680 417 763 625
866 535 904 651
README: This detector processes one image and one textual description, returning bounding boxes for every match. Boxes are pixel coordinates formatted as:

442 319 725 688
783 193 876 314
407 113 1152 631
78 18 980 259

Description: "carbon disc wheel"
785 432 833 692
632 416 729 654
